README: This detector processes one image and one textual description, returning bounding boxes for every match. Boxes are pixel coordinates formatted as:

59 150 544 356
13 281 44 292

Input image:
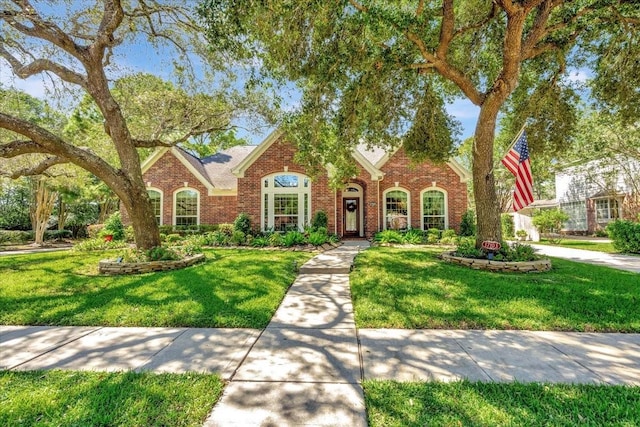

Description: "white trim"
342 183 364 237
146 187 163 225
420 187 449 230
232 129 284 178
142 147 214 193
382 187 411 230
351 150 384 181
173 187 200 226
261 172 311 231
141 147 169 173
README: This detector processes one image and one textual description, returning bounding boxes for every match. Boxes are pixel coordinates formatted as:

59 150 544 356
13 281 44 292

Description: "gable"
142 147 214 194
375 147 470 183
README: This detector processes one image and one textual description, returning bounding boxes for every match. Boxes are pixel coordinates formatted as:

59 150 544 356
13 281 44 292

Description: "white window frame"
594 197 620 223
147 188 163 225
383 187 410 230
261 173 311 231
173 188 200 226
421 187 448 230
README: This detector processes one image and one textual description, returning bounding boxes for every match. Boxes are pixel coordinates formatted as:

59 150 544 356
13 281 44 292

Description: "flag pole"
505 122 527 153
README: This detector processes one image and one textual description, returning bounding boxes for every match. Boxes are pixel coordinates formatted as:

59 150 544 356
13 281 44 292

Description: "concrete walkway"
529 243 640 273
2 241 640 426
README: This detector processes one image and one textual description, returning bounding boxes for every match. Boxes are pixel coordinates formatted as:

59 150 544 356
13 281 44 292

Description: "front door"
343 198 360 237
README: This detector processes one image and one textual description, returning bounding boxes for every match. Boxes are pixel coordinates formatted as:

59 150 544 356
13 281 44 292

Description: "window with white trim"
174 189 199 226
147 189 162 224
595 198 620 222
560 201 587 231
384 189 409 230
262 173 310 231
421 189 447 230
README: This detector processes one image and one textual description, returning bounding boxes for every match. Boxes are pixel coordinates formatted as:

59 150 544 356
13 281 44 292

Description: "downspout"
334 189 338 236
377 177 381 231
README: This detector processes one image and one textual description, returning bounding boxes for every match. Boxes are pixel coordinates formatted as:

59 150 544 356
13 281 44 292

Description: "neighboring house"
514 157 640 239
132 130 470 238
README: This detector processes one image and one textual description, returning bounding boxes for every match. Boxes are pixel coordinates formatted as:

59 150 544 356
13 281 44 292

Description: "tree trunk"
119 186 161 249
473 100 503 247
58 198 67 231
30 177 57 246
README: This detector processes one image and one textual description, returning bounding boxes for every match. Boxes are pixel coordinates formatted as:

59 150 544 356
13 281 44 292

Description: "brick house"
137 130 470 238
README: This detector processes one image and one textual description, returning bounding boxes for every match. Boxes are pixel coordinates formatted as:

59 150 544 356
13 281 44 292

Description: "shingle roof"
355 143 389 166
200 145 257 190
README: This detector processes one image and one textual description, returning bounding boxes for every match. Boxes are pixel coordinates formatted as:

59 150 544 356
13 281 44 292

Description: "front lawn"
535 238 618 254
364 380 640 427
351 246 640 332
0 370 222 426
0 249 312 328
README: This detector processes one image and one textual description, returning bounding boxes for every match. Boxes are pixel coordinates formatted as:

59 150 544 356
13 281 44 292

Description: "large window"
560 201 587 231
147 189 162 224
174 189 199 226
422 189 447 230
595 198 620 223
384 189 409 230
262 173 310 231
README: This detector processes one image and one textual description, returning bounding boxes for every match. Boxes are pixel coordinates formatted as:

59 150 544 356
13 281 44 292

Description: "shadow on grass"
351 247 640 331
0 249 311 328
0 370 222 426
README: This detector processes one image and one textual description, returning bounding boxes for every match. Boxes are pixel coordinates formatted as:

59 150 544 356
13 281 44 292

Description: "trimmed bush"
0 230 33 244
460 210 476 237
102 211 125 241
233 213 252 235
311 210 328 230
606 220 640 254
532 209 569 244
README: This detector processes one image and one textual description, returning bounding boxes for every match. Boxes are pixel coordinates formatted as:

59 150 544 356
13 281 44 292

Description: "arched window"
147 189 162 224
384 188 410 230
421 188 448 230
262 173 311 231
174 188 199 226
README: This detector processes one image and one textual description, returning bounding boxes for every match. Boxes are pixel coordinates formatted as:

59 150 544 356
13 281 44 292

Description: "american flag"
501 130 534 211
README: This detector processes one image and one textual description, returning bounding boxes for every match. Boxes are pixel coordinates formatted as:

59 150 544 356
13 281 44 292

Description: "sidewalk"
529 243 640 273
2 241 640 426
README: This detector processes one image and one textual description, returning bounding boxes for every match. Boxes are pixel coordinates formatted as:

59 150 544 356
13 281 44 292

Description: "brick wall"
378 148 468 232
137 150 237 226
238 137 336 233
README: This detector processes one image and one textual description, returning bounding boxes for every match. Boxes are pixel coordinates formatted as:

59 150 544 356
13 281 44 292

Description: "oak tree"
199 0 639 244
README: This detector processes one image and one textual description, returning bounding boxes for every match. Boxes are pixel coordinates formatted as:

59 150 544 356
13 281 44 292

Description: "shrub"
501 213 515 239
146 246 180 261
233 213 252 235
102 211 125 241
454 237 483 258
124 226 135 243
158 225 174 235
0 230 33 244
165 233 182 243
375 229 403 244
426 228 441 244
606 220 640 254
311 210 328 230
218 223 234 236
73 238 128 251
268 232 283 247
460 210 476 237
251 236 269 247
44 229 72 240
532 209 569 244
403 229 424 245
203 231 228 246
308 231 328 246
283 231 306 247
87 224 105 239
178 236 204 257
231 230 246 245
327 234 340 244
440 229 458 245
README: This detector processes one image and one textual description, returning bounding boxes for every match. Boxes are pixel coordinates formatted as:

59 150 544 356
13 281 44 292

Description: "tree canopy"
199 0 640 244
0 1 264 249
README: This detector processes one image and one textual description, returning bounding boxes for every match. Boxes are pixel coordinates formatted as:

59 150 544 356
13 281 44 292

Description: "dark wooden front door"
343 198 359 237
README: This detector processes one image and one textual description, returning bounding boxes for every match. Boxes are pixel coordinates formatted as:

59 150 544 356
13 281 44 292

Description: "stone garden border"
440 252 552 273
99 253 206 275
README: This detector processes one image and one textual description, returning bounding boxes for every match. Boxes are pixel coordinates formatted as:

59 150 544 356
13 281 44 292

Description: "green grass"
0 249 312 328
0 370 222 426
364 380 640 427
536 239 619 254
351 246 640 332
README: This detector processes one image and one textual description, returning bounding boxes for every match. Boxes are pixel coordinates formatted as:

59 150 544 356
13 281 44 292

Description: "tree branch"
8 156 69 179
437 0 454 59
0 140 45 157
405 31 484 105
0 41 87 86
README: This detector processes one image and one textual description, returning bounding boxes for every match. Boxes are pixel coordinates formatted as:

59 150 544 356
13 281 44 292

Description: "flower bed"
99 253 205 275
440 252 551 273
